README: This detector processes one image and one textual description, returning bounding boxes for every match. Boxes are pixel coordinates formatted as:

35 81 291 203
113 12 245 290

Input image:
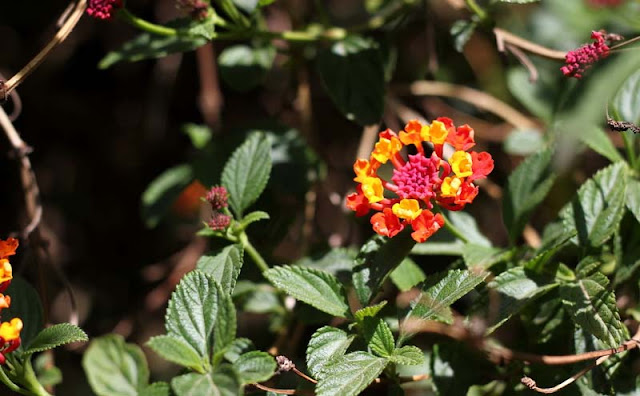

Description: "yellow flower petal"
449 151 473 178
392 199 423 221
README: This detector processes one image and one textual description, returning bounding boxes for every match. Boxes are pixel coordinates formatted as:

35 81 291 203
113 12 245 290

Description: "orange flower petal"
0 239 18 260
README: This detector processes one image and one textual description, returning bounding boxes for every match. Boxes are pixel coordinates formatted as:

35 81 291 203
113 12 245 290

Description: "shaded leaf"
390 258 426 292
4 276 43 348
485 267 557 334
141 164 193 228
171 365 241 396
579 126 623 163
213 289 237 357
560 162 628 247
25 323 88 355
197 244 244 294
236 211 269 231
352 231 416 306
317 35 385 125
462 244 511 271
265 265 349 317
221 133 272 217
560 278 626 347
450 20 476 52
503 128 545 156
139 382 170 396
306 326 355 379
315 352 387 396
82 335 149 396
147 335 204 372
182 124 212 149
354 301 388 322
611 69 640 125
625 177 640 224
218 44 275 92
390 346 424 365
503 148 556 243
361 317 395 357
232 351 276 384
224 338 255 363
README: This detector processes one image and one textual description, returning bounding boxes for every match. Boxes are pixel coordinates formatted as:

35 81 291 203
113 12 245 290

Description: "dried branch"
493 28 566 61
521 356 610 394
2 0 87 99
394 81 537 130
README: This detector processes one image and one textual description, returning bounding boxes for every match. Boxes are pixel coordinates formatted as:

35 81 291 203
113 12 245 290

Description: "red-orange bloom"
346 119 493 243
411 211 444 243
0 239 18 260
371 208 405 238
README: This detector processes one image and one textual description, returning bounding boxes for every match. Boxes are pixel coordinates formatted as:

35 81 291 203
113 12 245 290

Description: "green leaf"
316 35 385 125
361 317 395 357
525 229 575 277
462 244 511 271
232 0 259 13
389 346 424 365
611 69 640 124
24 323 88 355
141 164 193 228
224 338 255 363
625 177 640 224
221 133 272 217
264 265 350 318
197 244 244 294
431 342 494 396
82 335 149 396
171 365 241 396
33 353 62 387
306 326 355 379
315 352 387 396
560 162 628 247
503 148 556 243
405 270 487 330
4 276 43 347
450 20 477 52
183 124 212 149
236 211 270 231
579 126 623 163
232 351 276 384
218 44 275 92
560 278 627 348
213 289 237 357
485 267 557 334
139 382 170 396
354 301 388 322
503 128 544 156
507 67 553 122
165 271 221 359
390 258 426 292
352 231 416 306
147 335 205 372
495 0 539 2
412 211 490 255
99 20 208 69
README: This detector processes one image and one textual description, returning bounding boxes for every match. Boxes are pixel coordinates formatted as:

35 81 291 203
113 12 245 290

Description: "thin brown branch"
406 319 640 366
521 356 609 394
504 43 538 82
2 0 87 99
293 367 318 384
395 81 537 130
493 28 566 61
252 383 304 395
356 124 381 160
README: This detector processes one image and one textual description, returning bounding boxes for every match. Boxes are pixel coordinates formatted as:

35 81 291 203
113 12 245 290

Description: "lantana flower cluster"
87 0 123 20
206 186 232 230
0 238 22 364
346 118 493 243
561 31 611 79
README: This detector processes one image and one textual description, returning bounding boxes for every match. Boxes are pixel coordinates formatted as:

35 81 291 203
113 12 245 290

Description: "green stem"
435 208 470 244
238 232 269 273
0 367 23 394
464 0 488 22
622 131 638 169
20 358 51 396
117 8 178 37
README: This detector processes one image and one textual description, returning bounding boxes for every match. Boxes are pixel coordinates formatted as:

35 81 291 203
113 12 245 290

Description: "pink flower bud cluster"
87 0 123 20
561 31 610 79
205 186 231 231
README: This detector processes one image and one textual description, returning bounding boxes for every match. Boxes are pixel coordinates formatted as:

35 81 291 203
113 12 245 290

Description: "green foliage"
221 132 272 218
218 44 275 92
316 35 385 125
196 244 244 294
141 164 193 228
24 324 87 355
171 366 242 396
306 326 355 379
503 148 556 243
4 277 43 347
264 265 350 318
315 352 387 396
361 317 395 357
389 258 426 291
610 69 640 125
147 335 205 372
560 162 628 248
232 351 276 384
82 335 151 396
450 20 477 52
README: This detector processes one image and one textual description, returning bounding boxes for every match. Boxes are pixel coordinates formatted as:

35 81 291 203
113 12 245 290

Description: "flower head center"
391 153 441 201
